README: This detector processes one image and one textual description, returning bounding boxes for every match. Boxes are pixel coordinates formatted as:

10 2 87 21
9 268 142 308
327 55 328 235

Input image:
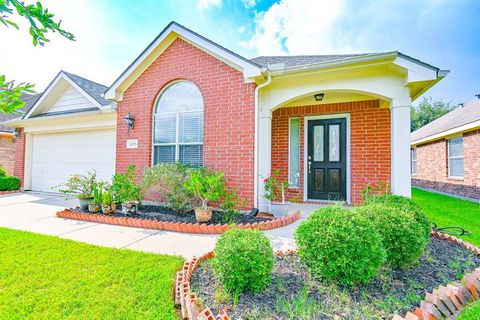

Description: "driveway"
0 192 307 258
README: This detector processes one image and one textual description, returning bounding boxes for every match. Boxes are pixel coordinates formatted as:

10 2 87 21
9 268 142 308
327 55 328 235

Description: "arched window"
153 81 203 166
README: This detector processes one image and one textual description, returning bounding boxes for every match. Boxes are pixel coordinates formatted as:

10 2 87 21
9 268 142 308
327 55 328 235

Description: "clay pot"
195 207 213 223
101 203 117 214
79 198 93 211
121 201 138 215
88 203 101 213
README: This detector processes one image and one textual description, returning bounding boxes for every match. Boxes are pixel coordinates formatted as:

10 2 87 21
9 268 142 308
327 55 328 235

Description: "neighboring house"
0 93 41 175
411 100 480 201
4 22 447 211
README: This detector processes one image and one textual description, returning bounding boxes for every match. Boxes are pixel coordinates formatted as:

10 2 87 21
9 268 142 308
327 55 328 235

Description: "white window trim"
447 136 464 178
151 81 204 166
303 113 351 204
411 148 417 175
288 117 300 189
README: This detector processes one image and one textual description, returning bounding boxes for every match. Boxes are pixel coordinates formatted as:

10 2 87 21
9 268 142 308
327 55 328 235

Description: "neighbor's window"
448 136 464 178
289 117 300 187
153 81 203 166
411 148 417 175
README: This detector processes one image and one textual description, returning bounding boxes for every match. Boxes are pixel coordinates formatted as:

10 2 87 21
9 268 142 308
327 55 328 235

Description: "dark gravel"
74 204 270 225
191 238 480 319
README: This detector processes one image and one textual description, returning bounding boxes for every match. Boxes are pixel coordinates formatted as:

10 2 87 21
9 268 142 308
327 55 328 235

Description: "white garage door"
31 130 116 192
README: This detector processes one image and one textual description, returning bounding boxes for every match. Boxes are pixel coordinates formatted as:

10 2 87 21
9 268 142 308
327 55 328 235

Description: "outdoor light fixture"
314 93 325 101
13 128 21 141
124 112 135 134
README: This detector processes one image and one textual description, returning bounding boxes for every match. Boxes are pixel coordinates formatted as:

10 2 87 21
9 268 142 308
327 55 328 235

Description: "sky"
1 0 479 105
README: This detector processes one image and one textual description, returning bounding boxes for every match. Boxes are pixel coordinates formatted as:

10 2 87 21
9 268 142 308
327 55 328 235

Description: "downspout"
253 69 272 208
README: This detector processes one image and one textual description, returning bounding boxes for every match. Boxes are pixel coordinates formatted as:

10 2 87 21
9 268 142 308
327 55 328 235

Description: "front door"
307 118 347 201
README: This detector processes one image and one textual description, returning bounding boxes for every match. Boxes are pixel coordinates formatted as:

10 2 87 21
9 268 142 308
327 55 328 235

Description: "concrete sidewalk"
0 192 312 258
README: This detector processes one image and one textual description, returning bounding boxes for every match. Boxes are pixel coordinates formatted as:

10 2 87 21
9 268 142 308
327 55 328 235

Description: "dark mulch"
73 204 270 225
191 238 480 319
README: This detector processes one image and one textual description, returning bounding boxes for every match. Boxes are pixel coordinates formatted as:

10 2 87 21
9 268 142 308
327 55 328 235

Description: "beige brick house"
411 99 480 201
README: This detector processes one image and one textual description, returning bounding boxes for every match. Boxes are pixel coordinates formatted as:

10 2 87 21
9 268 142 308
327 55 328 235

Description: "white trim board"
303 113 351 204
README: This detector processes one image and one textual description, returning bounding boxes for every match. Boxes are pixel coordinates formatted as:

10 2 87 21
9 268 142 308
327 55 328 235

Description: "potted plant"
88 183 103 213
112 165 143 215
184 169 224 223
264 169 289 217
56 171 97 210
101 187 116 214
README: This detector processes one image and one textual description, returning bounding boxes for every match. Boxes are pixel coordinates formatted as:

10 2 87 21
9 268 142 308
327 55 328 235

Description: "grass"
412 188 480 319
412 187 480 246
0 227 183 319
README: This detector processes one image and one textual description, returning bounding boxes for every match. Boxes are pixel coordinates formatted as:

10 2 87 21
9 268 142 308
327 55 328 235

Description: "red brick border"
56 209 301 234
176 232 480 320
0 190 20 195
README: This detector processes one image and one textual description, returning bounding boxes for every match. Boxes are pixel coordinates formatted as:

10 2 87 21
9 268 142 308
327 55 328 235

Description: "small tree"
184 170 224 210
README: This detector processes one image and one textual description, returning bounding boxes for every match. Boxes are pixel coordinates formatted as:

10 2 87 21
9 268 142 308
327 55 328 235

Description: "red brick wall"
116 38 256 205
271 100 391 205
13 129 25 186
0 134 15 176
412 129 480 200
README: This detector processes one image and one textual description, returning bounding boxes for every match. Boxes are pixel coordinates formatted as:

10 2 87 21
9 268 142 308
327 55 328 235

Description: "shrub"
364 194 431 240
0 176 20 191
112 165 143 204
140 163 196 213
295 206 386 285
212 227 274 294
55 171 97 199
219 188 247 224
184 169 224 210
0 167 6 177
356 203 428 268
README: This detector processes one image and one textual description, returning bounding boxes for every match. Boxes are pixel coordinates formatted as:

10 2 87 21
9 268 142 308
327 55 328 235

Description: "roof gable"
104 21 263 101
24 71 113 119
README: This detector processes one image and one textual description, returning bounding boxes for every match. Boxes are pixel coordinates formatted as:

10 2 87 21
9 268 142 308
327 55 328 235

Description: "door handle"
308 161 312 174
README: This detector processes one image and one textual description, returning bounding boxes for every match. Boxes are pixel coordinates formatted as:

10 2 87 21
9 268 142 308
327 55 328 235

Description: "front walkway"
0 192 319 258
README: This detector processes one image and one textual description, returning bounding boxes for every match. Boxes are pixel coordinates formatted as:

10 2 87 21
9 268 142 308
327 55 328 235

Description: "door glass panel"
329 124 340 162
313 125 324 161
313 169 325 192
328 169 340 192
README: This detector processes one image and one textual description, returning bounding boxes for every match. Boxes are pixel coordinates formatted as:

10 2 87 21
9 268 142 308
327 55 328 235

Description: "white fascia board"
104 22 262 101
393 56 439 83
24 71 105 119
411 120 480 146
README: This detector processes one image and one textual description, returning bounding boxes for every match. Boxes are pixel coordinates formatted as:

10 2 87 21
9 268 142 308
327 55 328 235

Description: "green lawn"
0 227 183 319
412 187 480 246
412 188 480 319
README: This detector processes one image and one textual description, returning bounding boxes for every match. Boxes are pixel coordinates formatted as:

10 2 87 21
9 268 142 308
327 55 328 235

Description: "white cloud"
242 0 257 9
197 0 222 11
241 0 346 55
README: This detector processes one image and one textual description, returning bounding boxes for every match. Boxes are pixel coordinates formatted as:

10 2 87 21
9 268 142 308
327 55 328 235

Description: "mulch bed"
190 237 480 319
72 204 271 225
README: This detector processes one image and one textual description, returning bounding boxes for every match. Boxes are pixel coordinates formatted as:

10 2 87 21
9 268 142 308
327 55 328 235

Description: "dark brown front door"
307 118 347 201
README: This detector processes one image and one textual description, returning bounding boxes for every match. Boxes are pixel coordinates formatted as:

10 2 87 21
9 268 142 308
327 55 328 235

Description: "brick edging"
56 209 301 234
176 232 480 320
0 190 20 195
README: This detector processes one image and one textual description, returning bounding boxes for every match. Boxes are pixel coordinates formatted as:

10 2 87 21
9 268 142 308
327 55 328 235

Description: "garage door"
30 130 116 192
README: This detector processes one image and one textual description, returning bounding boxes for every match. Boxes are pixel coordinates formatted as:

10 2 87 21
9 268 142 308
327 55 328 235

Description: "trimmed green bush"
295 206 386 285
356 203 428 268
364 194 431 240
0 176 20 191
212 227 274 294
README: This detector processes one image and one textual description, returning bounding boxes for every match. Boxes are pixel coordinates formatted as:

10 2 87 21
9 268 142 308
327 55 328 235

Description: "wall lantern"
124 112 135 134
314 93 325 101
13 128 21 141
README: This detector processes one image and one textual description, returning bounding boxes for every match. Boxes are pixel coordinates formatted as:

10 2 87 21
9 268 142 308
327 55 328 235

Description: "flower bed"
175 232 480 320
56 206 300 234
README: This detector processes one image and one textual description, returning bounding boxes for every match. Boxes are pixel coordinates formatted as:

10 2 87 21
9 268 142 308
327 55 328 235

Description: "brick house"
4 22 447 211
0 94 40 176
411 100 480 201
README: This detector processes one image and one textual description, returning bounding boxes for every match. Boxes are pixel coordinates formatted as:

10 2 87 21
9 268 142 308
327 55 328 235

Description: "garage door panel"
31 130 116 192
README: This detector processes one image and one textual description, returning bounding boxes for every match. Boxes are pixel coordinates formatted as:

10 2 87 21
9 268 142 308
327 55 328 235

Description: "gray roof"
62 71 110 106
0 93 42 132
411 100 480 143
250 54 373 68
